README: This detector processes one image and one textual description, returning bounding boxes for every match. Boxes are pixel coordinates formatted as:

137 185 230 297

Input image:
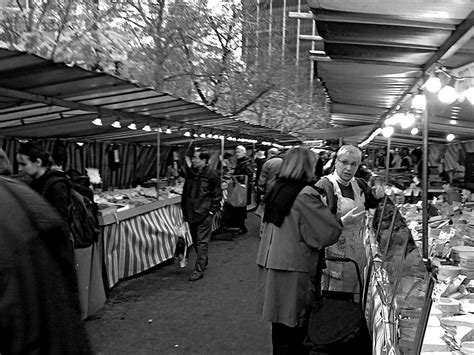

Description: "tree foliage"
0 0 331 139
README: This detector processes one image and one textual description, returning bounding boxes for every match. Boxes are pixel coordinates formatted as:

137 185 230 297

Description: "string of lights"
360 62 474 146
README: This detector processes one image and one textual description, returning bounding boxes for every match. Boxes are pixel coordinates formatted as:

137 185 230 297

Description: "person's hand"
341 206 366 226
372 185 385 199
185 156 191 168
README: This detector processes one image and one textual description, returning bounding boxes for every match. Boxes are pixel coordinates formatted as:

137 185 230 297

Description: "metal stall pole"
220 135 225 182
156 128 161 200
422 107 429 260
385 136 391 184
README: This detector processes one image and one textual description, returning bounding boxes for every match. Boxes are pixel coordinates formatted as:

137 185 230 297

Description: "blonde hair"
278 147 316 182
236 145 246 153
337 145 362 163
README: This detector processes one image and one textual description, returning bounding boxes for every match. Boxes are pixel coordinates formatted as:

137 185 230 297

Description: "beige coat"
256 186 342 327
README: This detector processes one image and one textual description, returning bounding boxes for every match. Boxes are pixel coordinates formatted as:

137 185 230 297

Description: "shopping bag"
305 257 372 354
227 176 247 207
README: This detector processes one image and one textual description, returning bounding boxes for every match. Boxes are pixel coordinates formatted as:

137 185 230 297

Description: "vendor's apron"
323 174 366 294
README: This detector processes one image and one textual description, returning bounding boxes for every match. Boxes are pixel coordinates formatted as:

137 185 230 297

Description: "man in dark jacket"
182 150 222 281
0 176 92 354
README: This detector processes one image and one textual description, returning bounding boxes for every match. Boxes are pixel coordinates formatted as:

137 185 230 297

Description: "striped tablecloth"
102 202 192 288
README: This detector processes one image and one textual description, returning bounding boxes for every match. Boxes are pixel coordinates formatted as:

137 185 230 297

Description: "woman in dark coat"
256 147 342 354
224 145 253 235
0 176 92 354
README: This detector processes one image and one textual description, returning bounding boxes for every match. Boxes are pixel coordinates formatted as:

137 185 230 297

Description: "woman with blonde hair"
256 147 342 354
316 144 384 295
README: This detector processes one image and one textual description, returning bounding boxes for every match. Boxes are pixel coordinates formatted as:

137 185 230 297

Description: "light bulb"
200 133 206 138
411 93 427 111
438 84 457 104
424 76 441 93
127 122 137 130
382 126 394 138
447 133 455 141
207 134 213 139
111 120 121 128
411 127 419 135
401 113 416 129
388 112 405 126
142 124 151 132
184 131 191 137
76 142 85 147
165 128 172 134
92 118 103 126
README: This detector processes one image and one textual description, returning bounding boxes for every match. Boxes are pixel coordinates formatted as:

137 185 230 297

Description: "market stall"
97 191 191 288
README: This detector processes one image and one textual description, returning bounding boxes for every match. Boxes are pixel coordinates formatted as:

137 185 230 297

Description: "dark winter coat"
182 165 222 223
0 177 91 354
29 169 71 226
233 156 253 204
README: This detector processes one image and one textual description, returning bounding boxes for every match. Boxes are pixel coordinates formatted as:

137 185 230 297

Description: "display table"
98 196 192 288
366 197 433 354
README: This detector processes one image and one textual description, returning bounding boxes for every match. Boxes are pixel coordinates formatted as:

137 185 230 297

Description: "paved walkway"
86 212 272 354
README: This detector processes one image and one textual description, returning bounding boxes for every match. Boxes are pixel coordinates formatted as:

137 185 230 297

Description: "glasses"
337 159 359 168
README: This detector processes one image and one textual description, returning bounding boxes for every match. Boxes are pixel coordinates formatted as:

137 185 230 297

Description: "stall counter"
98 196 192 289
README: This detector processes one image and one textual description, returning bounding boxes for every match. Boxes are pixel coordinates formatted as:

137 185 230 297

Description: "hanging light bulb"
400 112 416 129
184 131 191 137
438 79 457 104
165 127 172 134
382 126 394 138
127 122 137 130
411 127 419 135
447 133 455 142
111 120 121 128
142 123 151 132
76 142 85 147
387 112 405 126
411 92 427 111
212 134 219 139
199 133 206 138
92 117 103 126
424 75 442 93
207 133 213 139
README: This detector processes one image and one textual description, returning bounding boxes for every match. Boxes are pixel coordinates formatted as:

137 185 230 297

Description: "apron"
323 174 367 294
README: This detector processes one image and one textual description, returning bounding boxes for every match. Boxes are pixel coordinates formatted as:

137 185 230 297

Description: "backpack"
43 174 100 249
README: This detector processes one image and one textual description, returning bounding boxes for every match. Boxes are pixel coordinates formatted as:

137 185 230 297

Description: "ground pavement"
85 212 272 355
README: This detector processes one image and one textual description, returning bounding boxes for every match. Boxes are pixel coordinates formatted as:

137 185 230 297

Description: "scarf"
332 171 353 187
263 179 309 227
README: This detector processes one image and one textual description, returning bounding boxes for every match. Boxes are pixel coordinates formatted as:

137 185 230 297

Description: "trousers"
188 214 213 272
